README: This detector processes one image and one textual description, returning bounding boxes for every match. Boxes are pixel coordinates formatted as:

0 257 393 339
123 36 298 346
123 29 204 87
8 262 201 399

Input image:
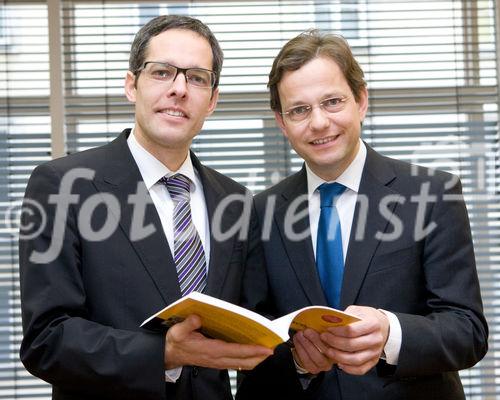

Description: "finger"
212 340 269 354
322 332 380 353
293 332 332 374
217 353 273 371
234 343 274 358
338 362 375 375
328 346 380 370
199 341 273 370
180 341 272 370
325 319 374 338
207 340 273 358
339 306 387 336
170 317 272 358
183 314 203 329
302 329 330 355
337 353 379 375
322 317 382 348
169 314 203 338
292 333 316 372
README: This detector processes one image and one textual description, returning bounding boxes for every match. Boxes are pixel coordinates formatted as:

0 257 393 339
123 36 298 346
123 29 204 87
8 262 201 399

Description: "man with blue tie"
238 30 488 400
19 15 271 400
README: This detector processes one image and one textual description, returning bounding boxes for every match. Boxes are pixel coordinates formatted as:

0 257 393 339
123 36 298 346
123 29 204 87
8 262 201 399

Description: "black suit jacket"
238 145 488 400
19 129 253 400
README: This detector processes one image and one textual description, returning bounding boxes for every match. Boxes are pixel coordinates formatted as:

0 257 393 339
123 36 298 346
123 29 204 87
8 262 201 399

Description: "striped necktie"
161 173 207 295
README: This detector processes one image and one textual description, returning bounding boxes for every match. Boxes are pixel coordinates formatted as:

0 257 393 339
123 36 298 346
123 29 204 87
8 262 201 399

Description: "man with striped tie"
19 15 271 400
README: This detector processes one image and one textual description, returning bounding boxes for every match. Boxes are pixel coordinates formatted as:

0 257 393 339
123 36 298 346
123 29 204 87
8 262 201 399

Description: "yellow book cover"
141 292 360 349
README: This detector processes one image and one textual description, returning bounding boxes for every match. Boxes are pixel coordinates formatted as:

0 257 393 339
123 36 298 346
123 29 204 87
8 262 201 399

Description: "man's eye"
188 73 208 85
290 106 310 116
152 69 174 79
324 98 341 106
322 97 344 111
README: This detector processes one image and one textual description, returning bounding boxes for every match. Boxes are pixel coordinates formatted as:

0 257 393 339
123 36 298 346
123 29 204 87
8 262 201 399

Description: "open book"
141 291 360 348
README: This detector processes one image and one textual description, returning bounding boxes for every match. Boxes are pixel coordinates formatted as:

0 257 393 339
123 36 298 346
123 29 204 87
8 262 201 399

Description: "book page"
142 292 287 348
271 306 360 335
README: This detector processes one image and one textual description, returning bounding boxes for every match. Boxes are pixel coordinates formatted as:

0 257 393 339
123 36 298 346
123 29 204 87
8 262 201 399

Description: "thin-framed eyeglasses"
135 61 216 88
280 96 349 123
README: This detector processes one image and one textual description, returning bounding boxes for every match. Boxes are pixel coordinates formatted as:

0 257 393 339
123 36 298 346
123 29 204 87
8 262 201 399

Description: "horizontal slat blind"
1 1 52 398
357 4 499 397
61 1 500 398
2 0 499 398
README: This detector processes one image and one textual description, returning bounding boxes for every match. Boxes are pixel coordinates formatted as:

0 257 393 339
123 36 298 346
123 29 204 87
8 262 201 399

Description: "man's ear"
206 87 219 116
357 86 369 121
274 111 288 138
124 71 137 103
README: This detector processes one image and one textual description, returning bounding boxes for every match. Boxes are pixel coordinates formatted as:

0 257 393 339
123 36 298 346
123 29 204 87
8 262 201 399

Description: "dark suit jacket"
238 144 488 400
19 129 253 400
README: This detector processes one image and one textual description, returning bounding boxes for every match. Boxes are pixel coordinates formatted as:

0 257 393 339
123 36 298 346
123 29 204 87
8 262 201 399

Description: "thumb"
344 305 366 318
167 314 203 343
179 314 203 333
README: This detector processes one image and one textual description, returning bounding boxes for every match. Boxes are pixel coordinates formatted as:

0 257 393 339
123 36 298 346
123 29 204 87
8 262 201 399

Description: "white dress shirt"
127 131 210 263
306 139 401 365
127 129 210 382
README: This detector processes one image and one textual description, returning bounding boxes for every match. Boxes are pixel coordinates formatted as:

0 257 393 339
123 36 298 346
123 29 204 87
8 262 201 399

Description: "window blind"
0 1 52 398
2 0 499 398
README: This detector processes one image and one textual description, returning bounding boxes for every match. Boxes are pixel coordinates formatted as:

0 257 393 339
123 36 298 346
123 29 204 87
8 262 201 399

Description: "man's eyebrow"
284 92 346 108
285 100 308 107
148 60 207 69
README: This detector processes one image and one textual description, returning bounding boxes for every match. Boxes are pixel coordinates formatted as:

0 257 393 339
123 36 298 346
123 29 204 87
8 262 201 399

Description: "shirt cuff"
289 346 309 374
291 347 315 389
378 309 402 365
165 367 183 383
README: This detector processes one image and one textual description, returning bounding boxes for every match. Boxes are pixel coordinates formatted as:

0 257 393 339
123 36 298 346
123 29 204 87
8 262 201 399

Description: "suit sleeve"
19 163 167 400
240 199 280 320
236 344 315 400
393 175 488 376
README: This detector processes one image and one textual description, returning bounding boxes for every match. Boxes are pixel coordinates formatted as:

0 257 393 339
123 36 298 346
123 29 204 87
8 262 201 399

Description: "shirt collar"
127 128 198 191
306 139 367 196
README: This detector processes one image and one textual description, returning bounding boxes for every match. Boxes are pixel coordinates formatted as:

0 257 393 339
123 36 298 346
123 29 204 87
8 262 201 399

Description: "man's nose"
167 71 188 97
309 105 330 131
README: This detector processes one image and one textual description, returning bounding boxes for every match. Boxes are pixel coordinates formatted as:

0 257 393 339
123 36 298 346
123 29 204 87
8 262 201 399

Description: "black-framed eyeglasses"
280 96 349 122
136 61 216 88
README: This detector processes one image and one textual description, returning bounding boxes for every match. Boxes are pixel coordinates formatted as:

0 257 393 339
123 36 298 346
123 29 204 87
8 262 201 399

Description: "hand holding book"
163 313 273 371
142 291 360 349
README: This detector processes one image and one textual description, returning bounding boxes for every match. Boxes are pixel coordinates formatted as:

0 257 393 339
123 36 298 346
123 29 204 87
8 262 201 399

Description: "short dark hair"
129 15 223 89
268 29 366 112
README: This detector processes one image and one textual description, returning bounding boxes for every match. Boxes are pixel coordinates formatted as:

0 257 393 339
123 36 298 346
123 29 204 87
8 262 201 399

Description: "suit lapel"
191 153 242 298
93 130 181 306
93 134 400 310
275 167 327 306
341 145 399 308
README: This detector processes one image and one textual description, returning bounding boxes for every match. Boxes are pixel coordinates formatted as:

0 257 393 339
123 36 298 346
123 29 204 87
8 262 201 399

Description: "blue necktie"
316 182 346 309
161 174 207 295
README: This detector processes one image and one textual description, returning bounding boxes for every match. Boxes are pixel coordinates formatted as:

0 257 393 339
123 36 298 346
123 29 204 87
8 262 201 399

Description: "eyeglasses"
136 61 216 88
280 96 349 122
